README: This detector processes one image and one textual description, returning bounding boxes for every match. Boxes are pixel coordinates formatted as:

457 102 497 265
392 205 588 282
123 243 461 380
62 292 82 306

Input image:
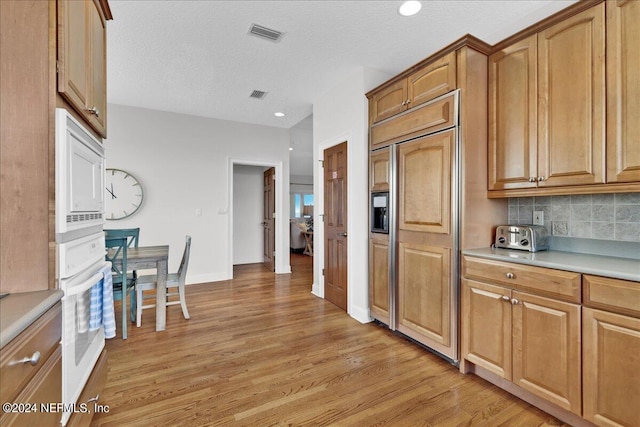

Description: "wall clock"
105 168 144 220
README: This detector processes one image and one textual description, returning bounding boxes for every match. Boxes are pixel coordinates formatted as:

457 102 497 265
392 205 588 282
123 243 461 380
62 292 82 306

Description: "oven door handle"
64 271 105 297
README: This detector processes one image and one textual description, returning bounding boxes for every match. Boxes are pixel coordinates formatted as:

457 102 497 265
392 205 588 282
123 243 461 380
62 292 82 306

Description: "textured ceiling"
107 0 577 129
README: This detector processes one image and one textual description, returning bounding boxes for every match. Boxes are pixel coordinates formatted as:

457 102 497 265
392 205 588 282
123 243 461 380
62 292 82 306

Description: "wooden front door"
263 167 275 272
324 142 348 311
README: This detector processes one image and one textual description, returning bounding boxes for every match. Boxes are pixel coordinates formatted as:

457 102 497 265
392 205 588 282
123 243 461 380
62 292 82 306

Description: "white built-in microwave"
55 109 105 237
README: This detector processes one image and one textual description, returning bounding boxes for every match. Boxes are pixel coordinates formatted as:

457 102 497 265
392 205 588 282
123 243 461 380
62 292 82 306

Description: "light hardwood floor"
92 254 567 426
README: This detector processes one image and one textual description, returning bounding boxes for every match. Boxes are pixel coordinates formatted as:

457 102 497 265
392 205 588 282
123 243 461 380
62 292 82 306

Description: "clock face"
105 169 144 220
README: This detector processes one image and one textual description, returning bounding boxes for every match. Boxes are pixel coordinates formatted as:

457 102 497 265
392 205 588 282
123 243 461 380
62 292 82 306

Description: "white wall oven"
55 108 108 426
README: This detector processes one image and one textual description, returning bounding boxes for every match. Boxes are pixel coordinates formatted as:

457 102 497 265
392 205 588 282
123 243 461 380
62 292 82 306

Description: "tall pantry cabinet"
367 37 507 361
0 0 111 295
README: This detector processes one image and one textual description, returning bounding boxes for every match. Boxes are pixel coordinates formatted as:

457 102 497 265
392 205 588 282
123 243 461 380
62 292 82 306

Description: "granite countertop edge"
0 290 64 349
462 247 640 283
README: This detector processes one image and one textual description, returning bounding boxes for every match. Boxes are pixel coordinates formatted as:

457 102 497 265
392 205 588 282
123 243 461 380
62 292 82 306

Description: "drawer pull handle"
11 351 41 366
86 394 99 403
506 272 514 279
501 295 510 302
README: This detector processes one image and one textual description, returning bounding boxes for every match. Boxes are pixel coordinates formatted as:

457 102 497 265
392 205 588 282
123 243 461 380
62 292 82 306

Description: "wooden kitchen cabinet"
489 3 608 195
488 35 537 191
582 308 640 427
582 274 640 427
67 348 108 427
461 258 582 415
58 0 111 138
369 51 456 126
370 148 390 192
606 0 640 184
0 303 62 426
369 237 390 325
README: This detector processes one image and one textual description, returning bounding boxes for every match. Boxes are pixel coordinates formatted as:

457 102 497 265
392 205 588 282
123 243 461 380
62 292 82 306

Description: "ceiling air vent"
249 90 268 100
249 23 283 42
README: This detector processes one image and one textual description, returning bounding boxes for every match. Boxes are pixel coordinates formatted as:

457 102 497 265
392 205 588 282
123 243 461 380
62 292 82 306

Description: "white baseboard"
186 272 231 285
349 305 373 324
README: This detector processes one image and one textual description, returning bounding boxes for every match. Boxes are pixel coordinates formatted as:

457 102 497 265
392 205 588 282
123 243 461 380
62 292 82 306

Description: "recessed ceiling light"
289 147 293 151
398 1 422 16
274 112 285 117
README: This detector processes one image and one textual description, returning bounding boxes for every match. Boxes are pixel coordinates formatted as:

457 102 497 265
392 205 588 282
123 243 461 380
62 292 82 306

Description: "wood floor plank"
91 255 568 426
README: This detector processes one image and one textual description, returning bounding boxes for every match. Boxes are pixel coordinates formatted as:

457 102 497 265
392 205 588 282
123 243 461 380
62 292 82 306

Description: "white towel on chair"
101 263 116 339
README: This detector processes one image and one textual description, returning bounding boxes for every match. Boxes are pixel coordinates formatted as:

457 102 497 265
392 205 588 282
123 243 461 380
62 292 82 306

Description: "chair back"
176 235 192 286
105 228 140 249
105 236 128 288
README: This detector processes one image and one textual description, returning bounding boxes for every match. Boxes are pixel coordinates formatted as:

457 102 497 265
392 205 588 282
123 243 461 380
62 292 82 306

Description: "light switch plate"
533 210 544 225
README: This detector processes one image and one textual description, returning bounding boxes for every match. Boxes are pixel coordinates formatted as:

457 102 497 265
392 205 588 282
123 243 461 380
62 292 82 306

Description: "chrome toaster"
494 225 549 252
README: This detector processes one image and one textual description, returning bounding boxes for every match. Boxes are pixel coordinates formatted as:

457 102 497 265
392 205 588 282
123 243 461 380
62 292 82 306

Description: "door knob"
337 232 348 237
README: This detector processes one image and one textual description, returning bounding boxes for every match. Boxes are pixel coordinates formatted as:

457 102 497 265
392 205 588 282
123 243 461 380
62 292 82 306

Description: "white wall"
233 165 265 265
105 104 291 284
311 67 391 323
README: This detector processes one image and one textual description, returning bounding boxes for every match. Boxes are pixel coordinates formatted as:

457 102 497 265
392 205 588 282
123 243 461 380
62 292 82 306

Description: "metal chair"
105 236 136 339
135 235 191 327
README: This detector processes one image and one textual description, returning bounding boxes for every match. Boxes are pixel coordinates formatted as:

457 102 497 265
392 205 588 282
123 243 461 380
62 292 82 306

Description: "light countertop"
463 247 640 282
0 290 63 349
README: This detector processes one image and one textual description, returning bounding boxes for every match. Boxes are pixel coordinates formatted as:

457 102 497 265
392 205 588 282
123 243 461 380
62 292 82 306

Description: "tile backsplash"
509 193 640 242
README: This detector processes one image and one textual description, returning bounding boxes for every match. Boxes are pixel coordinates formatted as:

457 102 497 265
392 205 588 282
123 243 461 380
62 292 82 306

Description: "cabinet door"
369 237 389 324
461 279 512 380
370 80 407 124
488 35 538 190
538 4 605 187
583 308 640 427
58 0 90 116
370 148 390 192
87 0 107 137
397 243 451 351
407 51 456 109
512 291 581 415
606 0 640 183
397 130 453 234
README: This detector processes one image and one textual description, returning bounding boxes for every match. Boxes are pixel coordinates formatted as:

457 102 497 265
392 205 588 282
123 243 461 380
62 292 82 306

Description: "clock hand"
105 184 117 199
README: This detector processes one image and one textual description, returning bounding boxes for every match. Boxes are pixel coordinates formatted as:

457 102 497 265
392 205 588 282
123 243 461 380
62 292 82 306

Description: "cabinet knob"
406 99 411 104
505 272 514 279
88 106 100 117
401 100 407 106
501 295 510 302
538 176 546 182
511 298 520 305
528 177 536 183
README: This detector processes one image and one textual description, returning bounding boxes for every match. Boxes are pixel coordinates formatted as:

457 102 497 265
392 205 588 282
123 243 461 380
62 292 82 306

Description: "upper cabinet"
58 0 111 138
489 1 639 197
606 0 640 183
489 4 606 193
369 51 456 126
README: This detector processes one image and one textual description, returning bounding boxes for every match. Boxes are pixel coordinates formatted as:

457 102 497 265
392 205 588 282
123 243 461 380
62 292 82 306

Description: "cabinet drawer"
67 348 108 427
0 345 62 427
370 94 455 149
583 275 640 318
462 256 581 302
0 303 62 404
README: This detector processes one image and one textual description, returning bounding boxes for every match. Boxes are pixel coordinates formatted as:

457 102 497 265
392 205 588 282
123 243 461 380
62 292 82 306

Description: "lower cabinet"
67 348 108 427
0 302 62 426
583 310 640 427
463 257 640 427
461 278 582 414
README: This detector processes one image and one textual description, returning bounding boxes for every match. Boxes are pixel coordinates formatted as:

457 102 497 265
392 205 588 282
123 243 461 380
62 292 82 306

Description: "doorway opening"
229 159 290 278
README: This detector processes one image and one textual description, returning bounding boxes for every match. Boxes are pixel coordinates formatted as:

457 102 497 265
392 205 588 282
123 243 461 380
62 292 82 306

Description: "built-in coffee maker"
371 192 389 233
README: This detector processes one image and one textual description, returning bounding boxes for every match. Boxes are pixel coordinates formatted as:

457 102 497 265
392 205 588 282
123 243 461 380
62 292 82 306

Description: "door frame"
228 158 291 278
